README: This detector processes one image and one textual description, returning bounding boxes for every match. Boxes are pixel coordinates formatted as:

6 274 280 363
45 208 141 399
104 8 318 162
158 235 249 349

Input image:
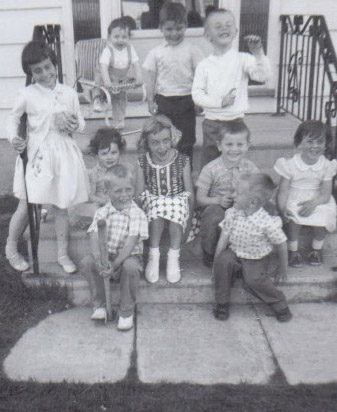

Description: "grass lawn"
1 196 337 412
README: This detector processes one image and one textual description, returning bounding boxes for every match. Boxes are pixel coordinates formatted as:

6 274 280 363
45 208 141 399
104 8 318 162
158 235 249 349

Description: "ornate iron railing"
276 15 337 157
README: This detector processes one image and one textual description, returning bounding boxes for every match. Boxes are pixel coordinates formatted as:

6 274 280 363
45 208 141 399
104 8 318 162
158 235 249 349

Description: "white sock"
5 239 18 256
288 240 298 252
312 239 324 250
149 247 160 256
167 248 180 258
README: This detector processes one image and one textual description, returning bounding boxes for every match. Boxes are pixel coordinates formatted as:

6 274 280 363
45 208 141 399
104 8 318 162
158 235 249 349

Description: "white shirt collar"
294 153 325 172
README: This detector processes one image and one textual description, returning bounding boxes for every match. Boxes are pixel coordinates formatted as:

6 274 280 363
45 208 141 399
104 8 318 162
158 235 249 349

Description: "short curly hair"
21 41 58 76
89 127 126 155
137 114 175 152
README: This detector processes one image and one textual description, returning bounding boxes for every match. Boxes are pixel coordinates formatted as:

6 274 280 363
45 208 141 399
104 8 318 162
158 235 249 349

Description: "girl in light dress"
69 127 126 228
274 120 337 267
135 114 194 284
6 41 89 274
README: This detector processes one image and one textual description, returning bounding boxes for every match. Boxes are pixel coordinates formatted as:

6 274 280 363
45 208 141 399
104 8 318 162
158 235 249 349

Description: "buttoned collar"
219 156 246 171
293 153 325 172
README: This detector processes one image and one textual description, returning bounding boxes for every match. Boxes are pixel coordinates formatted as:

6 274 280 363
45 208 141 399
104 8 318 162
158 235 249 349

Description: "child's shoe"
213 303 230 321
308 249 323 266
288 251 303 268
276 307 292 322
91 307 107 321
58 255 77 274
166 248 181 283
118 315 133 331
93 97 105 112
5 242 29 272
145 247 160 283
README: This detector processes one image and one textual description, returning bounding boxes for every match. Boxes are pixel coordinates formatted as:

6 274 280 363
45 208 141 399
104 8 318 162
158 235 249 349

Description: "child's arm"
7 90 27 153
298 180 332 217
131 61 143 86
113 235 139 270
182 159 195 242
144 69 158 114
196 187 234 209
244 35 272 83
192 64 224 109
274 241 288 283
276 177 291 218
100 63 113 88
214 230 229 260
134 162 145 198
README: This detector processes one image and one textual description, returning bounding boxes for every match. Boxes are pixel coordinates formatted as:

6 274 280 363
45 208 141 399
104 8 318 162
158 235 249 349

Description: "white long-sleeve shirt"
192 48 272 121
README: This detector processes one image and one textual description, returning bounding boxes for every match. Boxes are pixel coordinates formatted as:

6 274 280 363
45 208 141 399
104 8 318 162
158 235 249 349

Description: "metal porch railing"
276 15 337 158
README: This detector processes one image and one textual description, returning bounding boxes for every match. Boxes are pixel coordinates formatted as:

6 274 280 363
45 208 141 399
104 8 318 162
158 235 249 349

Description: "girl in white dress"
6 41 90 273
274 120 337 267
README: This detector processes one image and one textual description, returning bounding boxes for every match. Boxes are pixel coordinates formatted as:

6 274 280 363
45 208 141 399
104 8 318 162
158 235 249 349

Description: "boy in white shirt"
143 2 204 163
93 18 142 129
192 9 272 166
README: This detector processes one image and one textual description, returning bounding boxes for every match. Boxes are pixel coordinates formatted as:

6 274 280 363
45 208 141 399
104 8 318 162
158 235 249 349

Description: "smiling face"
108 26 130 50
205 12 237 50
217 131 249 166
107 176 134 210
160 20 187 46
147 128 173 163
30 57 57 89
97 142 120 169
297 133 326 165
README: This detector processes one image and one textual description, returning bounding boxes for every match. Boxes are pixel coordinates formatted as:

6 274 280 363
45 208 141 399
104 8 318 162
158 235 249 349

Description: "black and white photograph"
0 0 337 411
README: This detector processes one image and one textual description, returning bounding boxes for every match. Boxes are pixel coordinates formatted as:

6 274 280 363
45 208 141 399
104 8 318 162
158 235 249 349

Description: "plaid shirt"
219 207 287 259
88 200 148 256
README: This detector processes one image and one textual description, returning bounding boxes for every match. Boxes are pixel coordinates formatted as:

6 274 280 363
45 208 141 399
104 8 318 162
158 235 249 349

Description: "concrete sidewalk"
3 302 337 385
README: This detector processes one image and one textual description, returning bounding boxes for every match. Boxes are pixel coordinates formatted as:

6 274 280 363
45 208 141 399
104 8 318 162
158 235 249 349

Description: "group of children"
5 3 337 331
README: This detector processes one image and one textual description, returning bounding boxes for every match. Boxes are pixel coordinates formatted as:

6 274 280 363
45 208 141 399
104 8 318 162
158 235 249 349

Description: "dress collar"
34 81 62 95
293 153 325 172
146 149 178 168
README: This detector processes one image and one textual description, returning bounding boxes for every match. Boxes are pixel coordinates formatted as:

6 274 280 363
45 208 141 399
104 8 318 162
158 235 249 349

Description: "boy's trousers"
156 94 196 162
200 204 225 256
214 248 288 313
81 254 142 317
202 118 245 167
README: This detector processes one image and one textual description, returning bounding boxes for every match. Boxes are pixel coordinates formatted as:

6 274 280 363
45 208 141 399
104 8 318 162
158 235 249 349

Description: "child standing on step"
192 8 272 167
143 1 204 163
213 173 292 322
274 120 337 268
93 18 142 129
196 121 258 267
82 164 148 331
135 114 194 284
6 41 89 274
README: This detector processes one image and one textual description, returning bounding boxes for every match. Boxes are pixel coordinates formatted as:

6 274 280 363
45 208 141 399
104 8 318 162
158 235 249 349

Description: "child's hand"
12 136 26 154
219 192 235 208
97 260 114 278
298 200 317 217
148 100 158 115
55 112 79 133
274 269 288 284
221 88 236 107
244 35 263 55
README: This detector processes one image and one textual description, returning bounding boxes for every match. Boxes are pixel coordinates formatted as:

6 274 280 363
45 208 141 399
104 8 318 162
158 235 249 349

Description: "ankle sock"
288 240 298 252
312 239 324 250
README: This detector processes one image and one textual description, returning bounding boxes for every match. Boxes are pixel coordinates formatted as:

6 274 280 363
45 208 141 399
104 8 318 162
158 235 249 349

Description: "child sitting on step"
81 164 148 331
196 121 258 267
274 120 337 268
6 41 89 274
93 17 142 129
135 114 194 284
213 173 292 322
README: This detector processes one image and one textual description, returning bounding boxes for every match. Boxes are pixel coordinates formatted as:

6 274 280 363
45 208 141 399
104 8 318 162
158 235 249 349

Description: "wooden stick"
97 219 113 322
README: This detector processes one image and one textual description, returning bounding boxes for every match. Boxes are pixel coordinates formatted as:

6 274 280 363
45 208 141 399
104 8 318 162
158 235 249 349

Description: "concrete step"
22 254 337 307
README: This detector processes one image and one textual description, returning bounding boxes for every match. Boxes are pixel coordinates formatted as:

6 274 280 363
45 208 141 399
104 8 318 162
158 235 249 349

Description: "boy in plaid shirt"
81 164 148 331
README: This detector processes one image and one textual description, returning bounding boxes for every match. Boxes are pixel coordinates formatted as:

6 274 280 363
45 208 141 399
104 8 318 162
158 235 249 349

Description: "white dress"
7 83 90 209
274 154 337 232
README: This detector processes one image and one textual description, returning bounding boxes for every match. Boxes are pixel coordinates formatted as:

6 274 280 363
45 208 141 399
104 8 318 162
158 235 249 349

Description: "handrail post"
307 16 319 120
275 16 287 115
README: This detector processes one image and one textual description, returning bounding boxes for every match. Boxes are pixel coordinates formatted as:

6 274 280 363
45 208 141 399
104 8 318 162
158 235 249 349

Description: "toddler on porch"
192 8 272 167
213 173 292 323
81 164 148 331
93 17 142 129
196 121 258 267
143 1 204 163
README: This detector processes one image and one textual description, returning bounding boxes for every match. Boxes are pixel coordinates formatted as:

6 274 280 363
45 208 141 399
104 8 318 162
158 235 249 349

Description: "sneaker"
91 307 107 321
58 255 77 274
288 251 303 268
6 252 30 272
308 249 323 266
117 315 133 331
276 307 292 322
214 304 230 321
